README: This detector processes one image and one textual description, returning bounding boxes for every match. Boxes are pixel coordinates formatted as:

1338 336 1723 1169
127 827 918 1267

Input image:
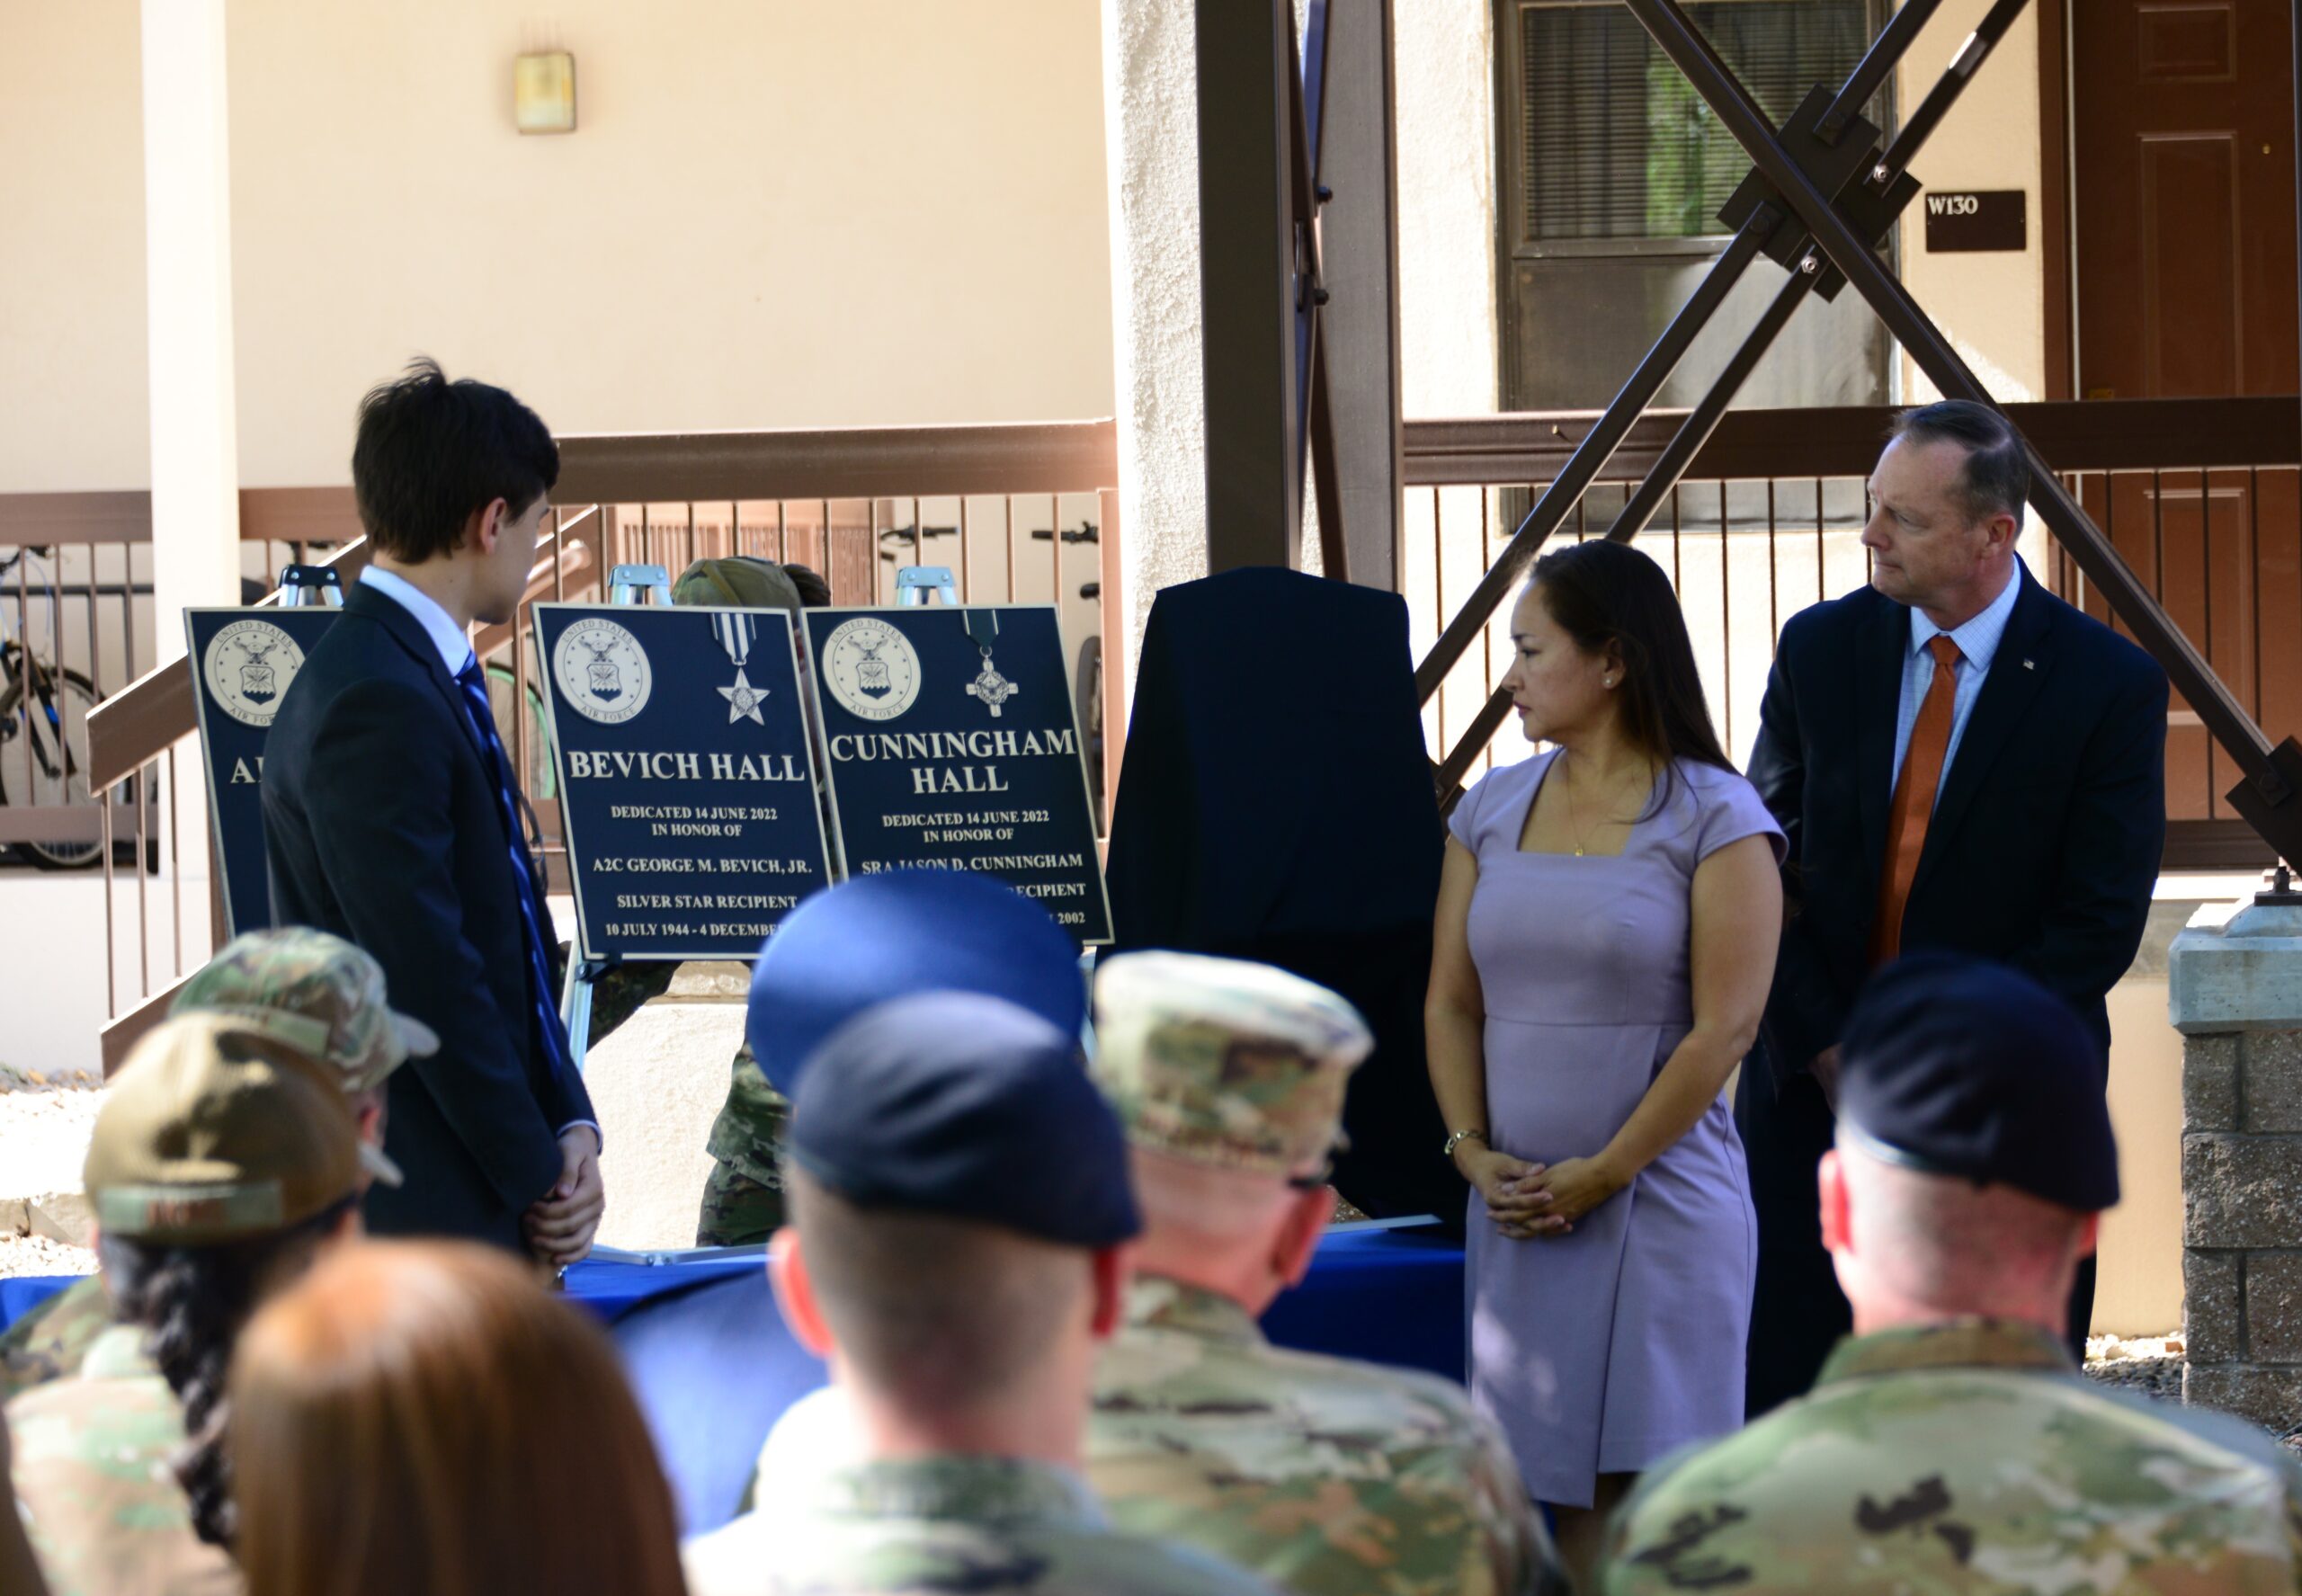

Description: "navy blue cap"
787 991 1140 1248
1839 952 2119 1213
747 870 1085 1094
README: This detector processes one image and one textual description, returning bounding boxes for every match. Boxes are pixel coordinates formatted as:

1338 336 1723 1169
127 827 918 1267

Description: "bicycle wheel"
17 666 103 869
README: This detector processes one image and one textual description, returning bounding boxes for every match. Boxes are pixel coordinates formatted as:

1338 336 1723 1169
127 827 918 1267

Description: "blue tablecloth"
0 1275 76 1331
0 1222 1466 1538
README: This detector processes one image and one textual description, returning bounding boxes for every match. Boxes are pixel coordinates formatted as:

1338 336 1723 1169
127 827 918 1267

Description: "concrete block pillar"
2173 888 2302 1428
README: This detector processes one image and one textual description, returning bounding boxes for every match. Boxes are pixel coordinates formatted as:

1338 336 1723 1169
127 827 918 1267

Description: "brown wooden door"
2071 0 2298 831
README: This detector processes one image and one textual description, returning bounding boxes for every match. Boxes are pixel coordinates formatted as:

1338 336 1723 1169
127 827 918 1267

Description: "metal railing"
1398 397 2301 870
67 420 1120 1067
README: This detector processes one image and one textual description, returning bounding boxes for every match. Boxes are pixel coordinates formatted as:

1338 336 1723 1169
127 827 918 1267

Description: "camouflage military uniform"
1600 1319 2302 1593
684 1454 1280 1596
1089 1277 1562 1596
4 1324 239 1596
0 1277 110 1405
2 928 420 1404
1078 953 1559 1596
699 1047 788 1245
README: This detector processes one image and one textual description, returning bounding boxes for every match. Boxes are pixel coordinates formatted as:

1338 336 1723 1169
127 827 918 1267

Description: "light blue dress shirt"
1888 561 2025 806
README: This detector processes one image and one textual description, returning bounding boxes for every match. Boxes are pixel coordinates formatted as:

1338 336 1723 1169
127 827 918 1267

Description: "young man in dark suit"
1742 400 2167 1414
263 361 603 1262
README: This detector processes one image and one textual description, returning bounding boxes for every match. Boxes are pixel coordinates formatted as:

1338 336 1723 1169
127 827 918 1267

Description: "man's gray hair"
1891 399 2029 530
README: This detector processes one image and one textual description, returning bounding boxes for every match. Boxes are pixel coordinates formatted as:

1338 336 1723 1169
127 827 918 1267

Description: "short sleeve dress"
1448 751 1784 1509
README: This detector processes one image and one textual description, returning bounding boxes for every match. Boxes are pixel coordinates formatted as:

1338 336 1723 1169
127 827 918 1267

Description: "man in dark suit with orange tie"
1741 400 2167 1414
263 360 603 1262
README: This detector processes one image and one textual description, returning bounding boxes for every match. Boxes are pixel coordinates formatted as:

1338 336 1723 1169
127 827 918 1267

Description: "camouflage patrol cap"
86 1014 363 1244
1091 952 1372 1182
172 927 436 1095
674 557 804 615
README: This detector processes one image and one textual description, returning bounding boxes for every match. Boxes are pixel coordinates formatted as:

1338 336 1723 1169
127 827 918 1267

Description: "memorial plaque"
185 606 344 936
804 604 1111 944
535 603 833 962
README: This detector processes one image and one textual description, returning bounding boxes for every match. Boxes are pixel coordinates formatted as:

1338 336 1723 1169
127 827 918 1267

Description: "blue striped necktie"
453 655 576 1085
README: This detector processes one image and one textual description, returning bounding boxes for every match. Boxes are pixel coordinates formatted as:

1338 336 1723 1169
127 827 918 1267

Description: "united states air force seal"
201 620 306 727
820 618 921 721
552 620 653 725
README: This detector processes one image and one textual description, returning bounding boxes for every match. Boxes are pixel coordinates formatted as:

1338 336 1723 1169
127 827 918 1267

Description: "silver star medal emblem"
709 612 771 726
717 667 767 726
967 654 1019 718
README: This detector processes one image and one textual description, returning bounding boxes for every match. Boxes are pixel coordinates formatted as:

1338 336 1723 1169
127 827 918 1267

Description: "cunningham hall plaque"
186 605 344 938
804 603 1111 943
534 602 833 962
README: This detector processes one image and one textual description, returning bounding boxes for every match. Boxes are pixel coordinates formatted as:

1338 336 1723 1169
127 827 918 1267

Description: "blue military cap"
1839 952 2119 1213
788 991 1140 1248
747 870 1085 1093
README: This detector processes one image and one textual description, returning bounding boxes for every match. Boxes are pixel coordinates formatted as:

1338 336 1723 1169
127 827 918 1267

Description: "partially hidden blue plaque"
185 606 344 937
804 603 1111 944
535 602 833 961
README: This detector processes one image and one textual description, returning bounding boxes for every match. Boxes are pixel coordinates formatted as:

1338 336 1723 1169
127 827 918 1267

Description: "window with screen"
1520 0 1871 244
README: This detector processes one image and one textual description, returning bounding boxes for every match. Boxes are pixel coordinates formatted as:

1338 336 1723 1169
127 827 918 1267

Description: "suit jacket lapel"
1909 571 2056 898
1855 591 1905 887
345 584 490 766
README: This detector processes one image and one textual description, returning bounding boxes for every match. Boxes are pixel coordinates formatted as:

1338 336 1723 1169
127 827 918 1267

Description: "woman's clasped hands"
1458 1143 1628 1239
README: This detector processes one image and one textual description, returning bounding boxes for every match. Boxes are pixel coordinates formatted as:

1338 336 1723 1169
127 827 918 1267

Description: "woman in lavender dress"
1425 540 1783 1581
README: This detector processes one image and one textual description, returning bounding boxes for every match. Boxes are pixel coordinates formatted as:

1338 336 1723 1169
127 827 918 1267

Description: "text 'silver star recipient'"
263 360 604 1263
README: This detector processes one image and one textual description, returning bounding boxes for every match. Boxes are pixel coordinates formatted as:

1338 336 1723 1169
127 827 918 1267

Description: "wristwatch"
1442 1128 1486 1159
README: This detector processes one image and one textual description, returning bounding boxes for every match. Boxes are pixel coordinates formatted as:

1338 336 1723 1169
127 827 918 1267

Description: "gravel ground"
0 1233 95 1279
2083 1332 2183 1404
0 1074 102 1279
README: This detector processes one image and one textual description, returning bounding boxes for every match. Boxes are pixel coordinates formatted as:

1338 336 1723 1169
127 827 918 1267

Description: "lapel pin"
2022 658 2035 670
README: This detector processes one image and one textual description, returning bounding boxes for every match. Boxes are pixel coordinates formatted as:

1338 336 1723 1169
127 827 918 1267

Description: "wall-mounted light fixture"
514 50 576 135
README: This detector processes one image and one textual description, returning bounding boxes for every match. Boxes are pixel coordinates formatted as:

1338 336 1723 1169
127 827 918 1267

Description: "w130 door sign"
534 602 833 962
185 607 344 937
804 604 1111 944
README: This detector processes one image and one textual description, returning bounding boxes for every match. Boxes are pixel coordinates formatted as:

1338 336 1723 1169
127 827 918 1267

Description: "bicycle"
0 546 106 869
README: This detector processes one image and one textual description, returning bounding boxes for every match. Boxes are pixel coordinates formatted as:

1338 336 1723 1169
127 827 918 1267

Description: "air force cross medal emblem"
966 658 1019 718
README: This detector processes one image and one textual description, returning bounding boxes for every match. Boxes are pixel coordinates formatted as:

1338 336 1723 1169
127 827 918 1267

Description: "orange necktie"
1872 634 1963 965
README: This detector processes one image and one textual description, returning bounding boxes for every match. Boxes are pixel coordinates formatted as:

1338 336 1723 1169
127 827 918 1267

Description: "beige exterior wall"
0 0 1113 495
0 0 150 490
1894 0 2051 403
227 0 1111 485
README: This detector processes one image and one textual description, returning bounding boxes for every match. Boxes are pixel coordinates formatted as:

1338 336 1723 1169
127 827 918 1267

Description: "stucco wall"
0 0 1115 495
0 0 150 490
1099 0 1206 670
1895 0 2049 402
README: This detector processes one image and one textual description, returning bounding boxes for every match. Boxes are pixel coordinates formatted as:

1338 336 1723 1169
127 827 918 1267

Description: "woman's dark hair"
1529 539 1733 778
99 1196 354 1550
781 562 832 608
351 357 558 563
